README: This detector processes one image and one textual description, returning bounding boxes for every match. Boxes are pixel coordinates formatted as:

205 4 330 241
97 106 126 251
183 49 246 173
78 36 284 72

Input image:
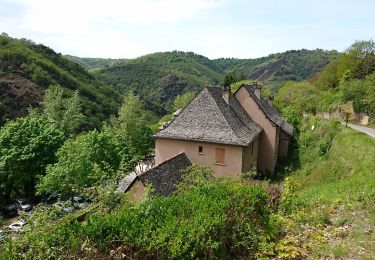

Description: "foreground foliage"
274 117 375 259
1 178 272 259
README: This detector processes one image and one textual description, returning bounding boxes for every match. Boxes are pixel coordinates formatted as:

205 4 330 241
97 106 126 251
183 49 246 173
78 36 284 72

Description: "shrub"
1 181 271 259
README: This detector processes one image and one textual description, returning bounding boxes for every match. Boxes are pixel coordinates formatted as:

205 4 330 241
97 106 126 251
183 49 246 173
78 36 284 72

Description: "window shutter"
215 148 225 164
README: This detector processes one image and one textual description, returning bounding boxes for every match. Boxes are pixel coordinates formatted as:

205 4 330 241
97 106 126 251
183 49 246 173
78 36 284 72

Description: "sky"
1 0 374 59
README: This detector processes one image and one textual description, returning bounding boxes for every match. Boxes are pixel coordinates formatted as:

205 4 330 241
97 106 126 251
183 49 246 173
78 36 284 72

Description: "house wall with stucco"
128 179 145 202
155 138 244 177
234 87 279 174
241 135 259 172
278 130 291 158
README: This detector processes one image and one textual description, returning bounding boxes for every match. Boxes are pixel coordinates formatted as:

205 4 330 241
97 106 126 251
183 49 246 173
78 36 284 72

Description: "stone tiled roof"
138 152 192 196
242 85 294 136
154 87 262 146
116 172 138 193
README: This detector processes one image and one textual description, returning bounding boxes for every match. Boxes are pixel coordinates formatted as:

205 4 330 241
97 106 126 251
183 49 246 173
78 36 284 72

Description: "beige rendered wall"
128 179 145 203
242 136 259 172
278 130 290 158
155 138 243 177
235 87 279 174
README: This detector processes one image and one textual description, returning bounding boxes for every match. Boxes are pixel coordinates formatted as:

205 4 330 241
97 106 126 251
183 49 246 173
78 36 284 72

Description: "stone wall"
317 111 370 126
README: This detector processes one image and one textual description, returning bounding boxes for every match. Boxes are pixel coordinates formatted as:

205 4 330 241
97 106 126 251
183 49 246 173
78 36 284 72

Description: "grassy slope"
287 127 375 259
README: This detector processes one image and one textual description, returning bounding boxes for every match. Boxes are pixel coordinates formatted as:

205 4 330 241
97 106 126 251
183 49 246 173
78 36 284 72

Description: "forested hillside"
0 34 121 127
95 51 223 110
274 40 375 122
214 49 338 90
64 55 129 73
87 49 336 111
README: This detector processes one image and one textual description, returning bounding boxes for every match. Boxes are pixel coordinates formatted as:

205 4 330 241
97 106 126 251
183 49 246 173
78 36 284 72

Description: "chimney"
222 85 230 103
254 83 261 99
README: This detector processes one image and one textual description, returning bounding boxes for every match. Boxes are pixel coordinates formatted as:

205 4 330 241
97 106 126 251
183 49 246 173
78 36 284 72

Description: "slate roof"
154 87 262 146
138 152 192 196
242 85 294 136
116 172 138 193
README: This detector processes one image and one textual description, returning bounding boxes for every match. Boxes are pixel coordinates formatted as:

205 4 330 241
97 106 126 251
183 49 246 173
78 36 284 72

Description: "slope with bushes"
0 34 121 127
0 167 273 259
275 117 375 259
275 40 375 122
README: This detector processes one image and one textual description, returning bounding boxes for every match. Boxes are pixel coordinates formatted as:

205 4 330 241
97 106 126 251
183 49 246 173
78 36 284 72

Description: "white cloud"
14 0 224 34
2 0 225 57
2 0 374 58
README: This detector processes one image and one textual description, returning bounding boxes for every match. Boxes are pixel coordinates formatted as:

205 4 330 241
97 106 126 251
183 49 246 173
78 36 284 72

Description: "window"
215 148 225 164
198 146 203 154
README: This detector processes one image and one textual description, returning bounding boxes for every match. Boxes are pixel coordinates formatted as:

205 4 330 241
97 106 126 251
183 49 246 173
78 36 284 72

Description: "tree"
0 115 65 204
42 85 85 136
37 129 136 202
340 102 354 127
113 93 154 157
345 40 375 78
221 70 246 88
280 106 303 132
172 91 195 111
275 81 320 113
342 71 375 116
230 80 257 93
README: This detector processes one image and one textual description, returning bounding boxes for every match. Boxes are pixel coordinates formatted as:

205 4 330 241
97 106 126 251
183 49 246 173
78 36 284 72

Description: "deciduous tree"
0 115 65 204
37 129 136 201
42 85 85 136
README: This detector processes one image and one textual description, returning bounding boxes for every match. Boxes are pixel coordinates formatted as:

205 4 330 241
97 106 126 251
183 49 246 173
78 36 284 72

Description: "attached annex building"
154 84 294 176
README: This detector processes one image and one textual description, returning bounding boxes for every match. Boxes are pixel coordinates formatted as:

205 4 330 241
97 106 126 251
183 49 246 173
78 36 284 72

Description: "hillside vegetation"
275 40 375 122
64 55 129 73
0 34 121 127
277 117 375 258
214 49 338 90
89 49 336 111
1 116 374 259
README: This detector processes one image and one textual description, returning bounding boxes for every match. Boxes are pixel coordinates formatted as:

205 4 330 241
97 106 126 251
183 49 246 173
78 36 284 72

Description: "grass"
283 126 375 259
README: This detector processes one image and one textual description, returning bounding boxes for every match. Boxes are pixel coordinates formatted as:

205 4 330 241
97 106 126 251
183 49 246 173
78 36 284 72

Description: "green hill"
0 34 121 127
64 55 129 73
93 49 338 111
95 51 223 109
214 49 339 90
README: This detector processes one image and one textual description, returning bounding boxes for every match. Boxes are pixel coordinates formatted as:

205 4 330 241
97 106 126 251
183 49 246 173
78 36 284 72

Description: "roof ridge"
227 94 262 143
241 85 293 136
139 152 190 177
207 87 244 144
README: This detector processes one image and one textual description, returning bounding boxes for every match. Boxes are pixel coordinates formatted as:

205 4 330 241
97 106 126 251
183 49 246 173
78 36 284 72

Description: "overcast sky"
1 0 374 59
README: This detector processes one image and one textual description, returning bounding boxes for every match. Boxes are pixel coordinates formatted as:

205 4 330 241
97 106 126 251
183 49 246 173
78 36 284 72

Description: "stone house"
154 84 294 176
120 152 192 201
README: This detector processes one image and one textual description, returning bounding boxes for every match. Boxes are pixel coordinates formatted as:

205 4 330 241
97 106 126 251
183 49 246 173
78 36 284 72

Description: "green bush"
1 181 271 259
